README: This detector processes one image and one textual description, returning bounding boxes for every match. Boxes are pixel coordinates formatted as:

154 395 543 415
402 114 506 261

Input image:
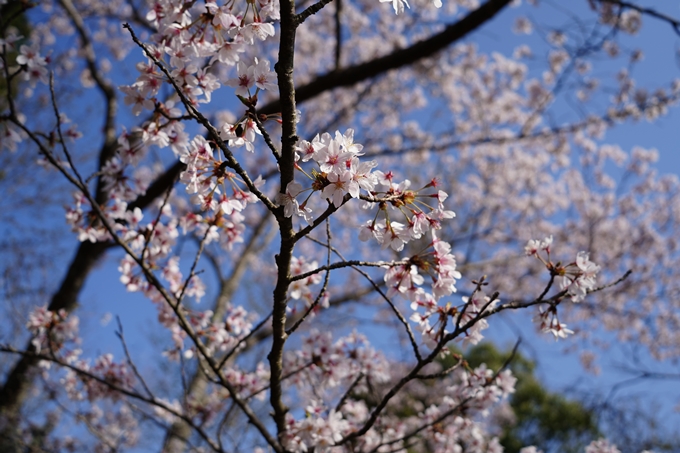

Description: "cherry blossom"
2 0 679 451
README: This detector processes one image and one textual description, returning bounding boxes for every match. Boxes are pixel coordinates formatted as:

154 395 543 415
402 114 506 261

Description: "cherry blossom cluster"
285 330 390 391
226 58 277 99
419 415 504 453
282 357 517 452
120 0 279 116
524 236 602 340
279 129 467 343
288 255 327 314
284 400 351 452
100 129 155 201
220 111 277 153
455 289 498 346
525 235 601 303
64 128 152 244
383 230 467 344
456 364 517 414
278 129 373 221
281 129 455 243
115 214 186 294
172 133 263 253
413 364 516 453
86 126 252 256
181 304 255 359
61 353 135 402
357 179 455 251
26 306 80 355
597 4 643 35
65 191 143 244
14 42 49 87
179 135 262 218
533 307 574 340
282 331 391 451
26 307 138 425
110 0 283 209
0 119 24 153
223 362 270 400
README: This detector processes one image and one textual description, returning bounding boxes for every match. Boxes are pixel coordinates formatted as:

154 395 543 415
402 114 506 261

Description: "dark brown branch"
334 0 342 70
416 355 465 380
269 0 299 440
115 317 156 400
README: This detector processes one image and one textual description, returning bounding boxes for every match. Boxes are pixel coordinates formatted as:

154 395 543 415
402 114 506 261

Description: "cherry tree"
1 0 679 451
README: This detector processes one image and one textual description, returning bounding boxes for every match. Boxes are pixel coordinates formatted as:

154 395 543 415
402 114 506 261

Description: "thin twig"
218 311 274 370
115 316 156 400
286 220 333 335
289 259 400 282
305 236 422 363
249 106 281 161
293 194 351 243
175 223 212 306
334 372 364 413
49 73 86 186
245 360 315 401
295 0 335 26
415 355 464 380
140 180 175 265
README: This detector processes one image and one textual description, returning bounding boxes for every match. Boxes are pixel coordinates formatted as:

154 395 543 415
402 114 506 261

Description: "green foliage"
502 378 599 453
